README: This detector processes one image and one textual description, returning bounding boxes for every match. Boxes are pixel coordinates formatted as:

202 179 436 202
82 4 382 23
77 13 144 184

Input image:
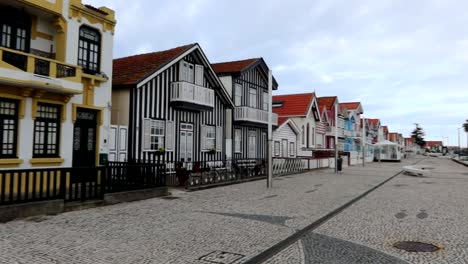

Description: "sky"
88 0 468 147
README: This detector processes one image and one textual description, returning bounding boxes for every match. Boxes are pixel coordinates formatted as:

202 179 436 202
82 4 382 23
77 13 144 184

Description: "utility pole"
362 118 365 167
334 100 338 173
458 128 461 150
267 70 273 188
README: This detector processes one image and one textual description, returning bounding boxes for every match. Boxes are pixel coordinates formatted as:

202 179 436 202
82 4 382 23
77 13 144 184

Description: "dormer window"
78 26 101 74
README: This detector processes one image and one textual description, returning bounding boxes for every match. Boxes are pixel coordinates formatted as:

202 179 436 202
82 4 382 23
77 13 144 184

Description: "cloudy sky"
89 0 468 147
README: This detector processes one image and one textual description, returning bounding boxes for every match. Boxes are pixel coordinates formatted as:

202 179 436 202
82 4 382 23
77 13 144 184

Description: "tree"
411 123 425 148
464 119 468 133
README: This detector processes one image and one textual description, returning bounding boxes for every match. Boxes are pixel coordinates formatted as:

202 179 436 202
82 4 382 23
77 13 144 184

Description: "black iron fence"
107 161 165 193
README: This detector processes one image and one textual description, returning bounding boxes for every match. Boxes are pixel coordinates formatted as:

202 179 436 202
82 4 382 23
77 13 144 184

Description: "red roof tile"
113 44 196 86
277 117 289 126
425 141 443 147
382 126 388 133
272 93 315 116
340 102 361 110
211 58 259 74
366 118 380 127
317 96 337 111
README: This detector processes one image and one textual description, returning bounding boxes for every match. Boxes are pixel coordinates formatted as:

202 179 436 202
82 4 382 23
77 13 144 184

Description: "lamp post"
267 70 273 188
458 128 461 151
334 101 338 173
362 117 365 167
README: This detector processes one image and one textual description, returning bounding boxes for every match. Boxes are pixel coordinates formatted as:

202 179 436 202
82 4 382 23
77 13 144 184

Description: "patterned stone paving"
267 157 468 264
0 158 418 264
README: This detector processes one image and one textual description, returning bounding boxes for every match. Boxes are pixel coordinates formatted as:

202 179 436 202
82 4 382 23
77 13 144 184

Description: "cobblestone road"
0 158 418 264
267 156 468 264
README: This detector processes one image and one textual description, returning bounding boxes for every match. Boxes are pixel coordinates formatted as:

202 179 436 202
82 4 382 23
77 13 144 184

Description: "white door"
109 125 128 162
180 123 193 163
282 139 288 157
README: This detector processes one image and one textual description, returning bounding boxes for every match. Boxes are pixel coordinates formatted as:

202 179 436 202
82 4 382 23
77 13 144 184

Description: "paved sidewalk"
0 159 417 264
267 156 468 264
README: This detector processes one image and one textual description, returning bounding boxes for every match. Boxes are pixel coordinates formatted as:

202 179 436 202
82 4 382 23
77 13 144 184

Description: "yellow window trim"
68 0 116 34
32 98 67 122
72 104 104 125
0 158 24 168
29 158 64 167
0 92 26 119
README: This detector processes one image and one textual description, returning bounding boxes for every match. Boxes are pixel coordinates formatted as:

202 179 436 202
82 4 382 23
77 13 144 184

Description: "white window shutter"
201 125 207 151
166 120 174 151
143 119 151 151
195 65 204 86
179 60 186 81
216 126 222 152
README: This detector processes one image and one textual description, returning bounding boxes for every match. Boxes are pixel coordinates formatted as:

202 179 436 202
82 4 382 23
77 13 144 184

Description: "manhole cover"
199 251 245 264
393 241 440 252
160 196 180 200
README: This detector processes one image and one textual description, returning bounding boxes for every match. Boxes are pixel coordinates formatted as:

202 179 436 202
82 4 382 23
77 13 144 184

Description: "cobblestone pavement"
267 156 468 264
0 159 416 264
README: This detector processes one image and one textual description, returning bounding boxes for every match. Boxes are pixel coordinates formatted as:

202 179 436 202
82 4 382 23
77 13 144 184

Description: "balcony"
0 47 83 94
170 81 214 111
345 130 354 138
234 106 278 127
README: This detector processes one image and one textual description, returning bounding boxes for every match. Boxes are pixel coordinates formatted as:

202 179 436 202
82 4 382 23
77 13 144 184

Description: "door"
248 131 256 158
109 125 128 162
179 123 193 164
73 108 97 167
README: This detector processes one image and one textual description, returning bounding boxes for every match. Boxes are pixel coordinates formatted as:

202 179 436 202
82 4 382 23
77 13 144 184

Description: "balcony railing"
234 106 278 126
0 47 81 82
170 81 214 109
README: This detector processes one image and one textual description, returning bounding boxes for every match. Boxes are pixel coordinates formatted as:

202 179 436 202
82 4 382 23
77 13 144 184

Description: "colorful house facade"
0 0 115 169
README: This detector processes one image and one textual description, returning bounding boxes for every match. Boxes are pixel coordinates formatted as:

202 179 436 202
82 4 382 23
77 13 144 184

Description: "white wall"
219 76 233 98
273 123 298 158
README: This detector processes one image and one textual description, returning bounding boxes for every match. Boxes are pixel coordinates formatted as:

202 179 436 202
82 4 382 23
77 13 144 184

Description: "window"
143 119 165 151
205 126 215 150
274 141 280 156
306 124 310 147
248 131 256 158
249 87 257 108
234 84 242 106
282 139 288 157
311 127 315 145
263 92 268 110
235 129 242 153
180 61 195 83
78 26 101 74
33 103 61 157
289 142 295 156
301 126 305 145
0 99 18 158
0 8 30 52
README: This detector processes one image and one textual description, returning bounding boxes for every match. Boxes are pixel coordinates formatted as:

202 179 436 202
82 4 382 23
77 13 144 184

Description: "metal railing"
234 106 278 126
107 161 165 193
0 47 81 80
170 81 215 108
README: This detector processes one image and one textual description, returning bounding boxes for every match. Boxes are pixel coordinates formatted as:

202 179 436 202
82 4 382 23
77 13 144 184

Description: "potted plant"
156 147 166 155
209 147 217 154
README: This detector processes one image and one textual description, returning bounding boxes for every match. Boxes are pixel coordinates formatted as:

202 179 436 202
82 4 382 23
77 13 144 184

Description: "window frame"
249 86 257 108
33 103 61 158
143 118 165 152
205 125 216 150
0 98 19 158
0 8 31 52
274 141 280 156
289 142 295 156
234 83 242 106
262 91 268 111
248 130 256 158
234 128 242 153
78 26 101 74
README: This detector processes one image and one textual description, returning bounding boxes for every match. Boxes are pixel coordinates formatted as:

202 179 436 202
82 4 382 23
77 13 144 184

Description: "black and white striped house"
111 44 234 164
212 59 278 161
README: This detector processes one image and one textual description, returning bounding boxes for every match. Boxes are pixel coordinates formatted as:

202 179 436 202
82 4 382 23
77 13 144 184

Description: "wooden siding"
231 65 270 160
273 123 298 158
128 51 228 163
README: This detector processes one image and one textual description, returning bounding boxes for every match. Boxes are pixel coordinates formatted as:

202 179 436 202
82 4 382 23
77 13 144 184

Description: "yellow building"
0 0 116 169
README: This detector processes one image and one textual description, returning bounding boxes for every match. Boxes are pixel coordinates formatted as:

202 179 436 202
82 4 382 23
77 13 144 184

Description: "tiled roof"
340 102 360 110
388 132 398 141
277 117 289 127
366 118 380 127
211 58 259 74
272 93 315 116
382 126 389 133
317 96 337 110
113 44 196 86
425 141 443 147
